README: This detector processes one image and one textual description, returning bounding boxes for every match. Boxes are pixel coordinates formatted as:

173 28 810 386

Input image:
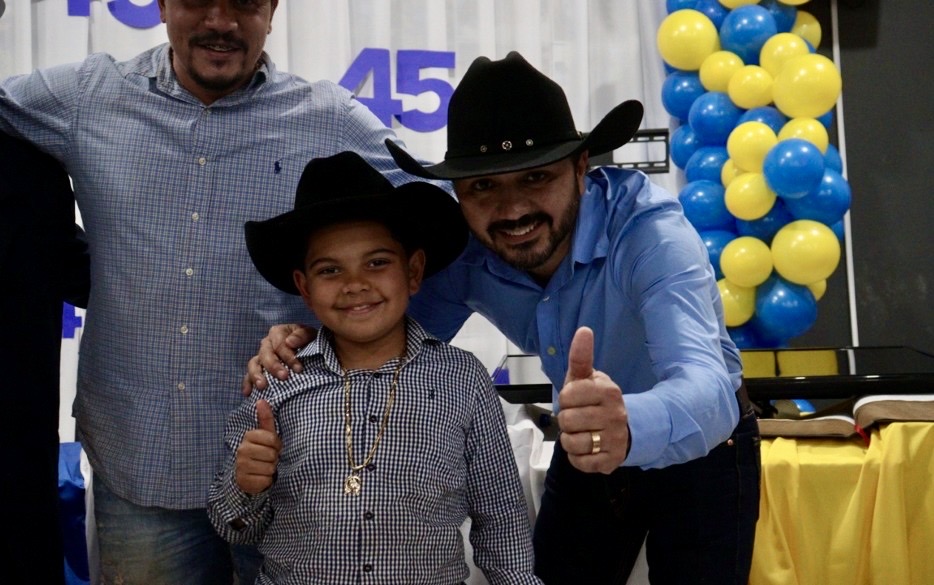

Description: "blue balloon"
667 0 696 13
824 143 843 173
662 71 706 122
763 138 826 199
830 219 846 241
817 108 834 129
738 106 788 134
736 199 794 245
699 229 737 280
783 168 852 225
679 180 735 231
719 5 778 65
759 0 797 34
685 145 729 183
754 275 818 341
693 0 729 29
671 124 702 170
688 91 744 145
728 323 762 349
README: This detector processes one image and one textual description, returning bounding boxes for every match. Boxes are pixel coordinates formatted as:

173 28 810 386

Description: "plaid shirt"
0 44 411 508
208 318 539 585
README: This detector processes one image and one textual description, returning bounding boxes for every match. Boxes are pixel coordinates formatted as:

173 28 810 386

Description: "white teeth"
503 223 537 237
206 45 233 52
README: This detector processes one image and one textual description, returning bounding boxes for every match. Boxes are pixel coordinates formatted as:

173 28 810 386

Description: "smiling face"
293 220 425 369
158 0 278 105
453 153 589 284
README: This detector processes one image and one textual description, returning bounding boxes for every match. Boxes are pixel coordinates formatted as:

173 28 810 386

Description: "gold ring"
590 431 602 455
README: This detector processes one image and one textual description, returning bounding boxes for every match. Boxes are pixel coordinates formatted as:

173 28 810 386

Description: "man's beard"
479 184 580 273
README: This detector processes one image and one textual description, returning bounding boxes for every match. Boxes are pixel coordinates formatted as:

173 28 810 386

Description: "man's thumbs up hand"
235 399 283 494
557 327 630 473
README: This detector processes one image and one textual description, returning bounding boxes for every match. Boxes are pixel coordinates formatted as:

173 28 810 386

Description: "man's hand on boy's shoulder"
242 323 318 396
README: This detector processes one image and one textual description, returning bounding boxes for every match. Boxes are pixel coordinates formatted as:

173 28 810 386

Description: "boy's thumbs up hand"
236 399 283 494
557 327 630 473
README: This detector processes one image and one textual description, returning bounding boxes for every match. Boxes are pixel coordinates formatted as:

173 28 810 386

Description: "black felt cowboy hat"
385 51 644 180
244 151 467 295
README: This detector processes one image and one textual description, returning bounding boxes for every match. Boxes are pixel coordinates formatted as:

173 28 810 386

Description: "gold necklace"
343 357 405 496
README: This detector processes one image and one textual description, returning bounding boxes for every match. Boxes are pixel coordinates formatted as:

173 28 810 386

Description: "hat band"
445 130 582 159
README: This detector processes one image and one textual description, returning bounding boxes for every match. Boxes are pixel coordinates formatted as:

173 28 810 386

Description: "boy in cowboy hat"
207 151 540 585
251 53 760 584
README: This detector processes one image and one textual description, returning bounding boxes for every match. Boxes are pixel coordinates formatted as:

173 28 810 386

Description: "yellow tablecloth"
751 422 934 585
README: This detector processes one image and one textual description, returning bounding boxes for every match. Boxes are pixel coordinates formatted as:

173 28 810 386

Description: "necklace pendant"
344 473 362 496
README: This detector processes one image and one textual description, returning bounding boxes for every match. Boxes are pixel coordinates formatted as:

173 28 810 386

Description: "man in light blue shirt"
0 1 411 583
256 52 760 584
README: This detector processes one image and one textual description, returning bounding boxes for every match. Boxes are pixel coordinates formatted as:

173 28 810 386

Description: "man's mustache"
190 33 246 51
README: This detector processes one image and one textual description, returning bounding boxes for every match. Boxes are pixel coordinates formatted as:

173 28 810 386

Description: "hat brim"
387 100 644 180
245 182 467 295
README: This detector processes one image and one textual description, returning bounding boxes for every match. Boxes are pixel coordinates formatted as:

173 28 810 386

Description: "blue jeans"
533 396 761 585
93 476 262 585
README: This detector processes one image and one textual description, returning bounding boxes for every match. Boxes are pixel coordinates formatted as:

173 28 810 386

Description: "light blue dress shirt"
409 167 744 469
1 44 409 508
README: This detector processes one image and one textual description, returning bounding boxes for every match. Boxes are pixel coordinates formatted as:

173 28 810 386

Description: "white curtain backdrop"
3 2 670 582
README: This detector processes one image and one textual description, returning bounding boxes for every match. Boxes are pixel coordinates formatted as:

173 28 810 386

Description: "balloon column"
659 0 849 348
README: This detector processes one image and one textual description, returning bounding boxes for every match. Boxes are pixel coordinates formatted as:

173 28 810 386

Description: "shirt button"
191 212 200 221
366 463 376 472
547 346 557 356
363 511 374 520
177 382 186 391
368 415 378 424
363 564 373 573
180 325 189 334
185 268 194 277
198 156 206 166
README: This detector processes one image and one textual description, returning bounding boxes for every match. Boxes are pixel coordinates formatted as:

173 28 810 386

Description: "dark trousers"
533 401 761 585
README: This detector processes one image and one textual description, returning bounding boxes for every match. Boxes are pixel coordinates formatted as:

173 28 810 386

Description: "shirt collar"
295 316 440 374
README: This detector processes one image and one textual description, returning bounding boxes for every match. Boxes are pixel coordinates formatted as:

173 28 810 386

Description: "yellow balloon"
721 158 745 188
725 172 777 220
771 220 841 285
700 51 745 92
759 32 811 77
793 11 822 48
778 118 829 153
727 121 778 173
727 65 774 109
808 279 827 301
657 10 721 71
718 278 757 327
781 0 812 6
772 53 842 118
719 0 760 8
721 236 774 287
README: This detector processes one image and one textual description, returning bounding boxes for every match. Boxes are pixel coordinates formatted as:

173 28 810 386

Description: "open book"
757 394 934 439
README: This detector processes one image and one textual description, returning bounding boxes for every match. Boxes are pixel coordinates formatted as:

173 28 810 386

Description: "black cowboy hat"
385 51 644 180
244 151 467 295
